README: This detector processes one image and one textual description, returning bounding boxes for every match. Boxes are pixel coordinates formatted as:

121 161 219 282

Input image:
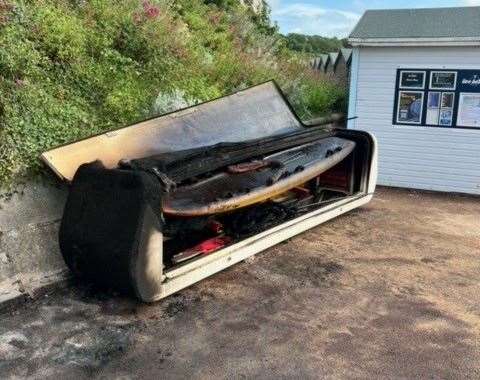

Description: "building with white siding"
347 7 480 195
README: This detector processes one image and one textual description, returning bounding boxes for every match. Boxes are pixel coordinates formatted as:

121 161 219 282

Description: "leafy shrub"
0 0 346 189
31 5 87 63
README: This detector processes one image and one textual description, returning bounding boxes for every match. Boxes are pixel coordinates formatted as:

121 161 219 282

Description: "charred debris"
109 126 359 266
59 125 361 286
41 81 375 301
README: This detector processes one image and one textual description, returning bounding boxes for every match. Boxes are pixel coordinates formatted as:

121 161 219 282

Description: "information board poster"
457 93 480 127
426 92 440 125
397 91 423 124
430 71 457 90
394 69 480 129
400 71 426 89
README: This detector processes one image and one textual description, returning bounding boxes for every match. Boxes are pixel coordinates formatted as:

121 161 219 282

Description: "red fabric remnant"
172 236 232 263
184 236 232 256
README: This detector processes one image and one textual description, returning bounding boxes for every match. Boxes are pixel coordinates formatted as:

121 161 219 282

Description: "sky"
267 0 480 37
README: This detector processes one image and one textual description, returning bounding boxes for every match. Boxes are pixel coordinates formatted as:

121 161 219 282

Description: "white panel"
349 46 480 195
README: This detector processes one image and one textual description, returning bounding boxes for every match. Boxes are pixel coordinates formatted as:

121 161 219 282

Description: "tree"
285 34 346 55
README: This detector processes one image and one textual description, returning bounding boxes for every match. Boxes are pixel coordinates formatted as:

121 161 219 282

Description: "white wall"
348 46 480 195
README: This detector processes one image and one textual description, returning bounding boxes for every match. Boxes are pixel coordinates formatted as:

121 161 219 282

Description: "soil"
0 187 479 379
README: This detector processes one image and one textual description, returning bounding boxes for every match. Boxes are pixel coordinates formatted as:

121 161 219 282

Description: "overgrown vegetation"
0 0 346 188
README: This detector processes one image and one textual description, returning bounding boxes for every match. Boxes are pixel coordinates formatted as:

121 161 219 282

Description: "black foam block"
59 161 163 293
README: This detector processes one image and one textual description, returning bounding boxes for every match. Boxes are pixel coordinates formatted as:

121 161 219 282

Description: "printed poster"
426 92 440 125
439 109 453 126
400 71 425 89
430 71 457 90
457 93 480 127
441 92 454 109
397 91 423 124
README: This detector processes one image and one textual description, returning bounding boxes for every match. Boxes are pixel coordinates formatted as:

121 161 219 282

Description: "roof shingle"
350 7 480 40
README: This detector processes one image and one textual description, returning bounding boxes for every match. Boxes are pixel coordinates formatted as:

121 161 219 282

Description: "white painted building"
347 7 480 195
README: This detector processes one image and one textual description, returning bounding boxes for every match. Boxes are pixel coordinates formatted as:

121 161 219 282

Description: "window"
393 69 480 129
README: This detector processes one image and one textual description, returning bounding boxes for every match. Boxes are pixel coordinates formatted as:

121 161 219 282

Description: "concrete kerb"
0 181 69 311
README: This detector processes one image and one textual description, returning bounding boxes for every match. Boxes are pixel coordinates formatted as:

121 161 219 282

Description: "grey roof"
328 52 339 63
339 48 352 62
350 7 480 40
319 54 328 68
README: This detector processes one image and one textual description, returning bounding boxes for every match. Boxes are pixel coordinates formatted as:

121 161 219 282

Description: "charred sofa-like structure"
42 81 377 302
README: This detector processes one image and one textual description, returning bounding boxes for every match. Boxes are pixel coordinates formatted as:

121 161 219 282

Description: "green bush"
31 5 87 63
0 0 346 189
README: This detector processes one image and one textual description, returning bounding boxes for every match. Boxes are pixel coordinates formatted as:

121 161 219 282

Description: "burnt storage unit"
348 6 480 195
42 81 377 302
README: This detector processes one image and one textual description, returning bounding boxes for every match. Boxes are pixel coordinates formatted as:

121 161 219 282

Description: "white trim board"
347 48 360 129
349 37 480 47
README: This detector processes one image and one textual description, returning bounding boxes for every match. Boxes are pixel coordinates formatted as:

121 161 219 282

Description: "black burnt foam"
59 161 163 293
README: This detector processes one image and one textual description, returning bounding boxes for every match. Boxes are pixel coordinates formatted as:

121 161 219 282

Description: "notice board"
393 69 480 129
